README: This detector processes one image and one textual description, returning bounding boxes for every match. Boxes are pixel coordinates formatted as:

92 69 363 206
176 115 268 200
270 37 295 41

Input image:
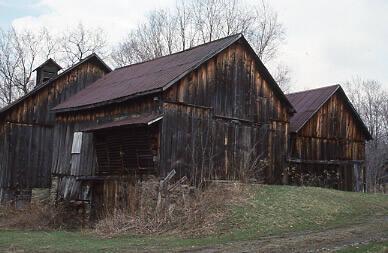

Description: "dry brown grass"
0 202 85 230
95 181 250 237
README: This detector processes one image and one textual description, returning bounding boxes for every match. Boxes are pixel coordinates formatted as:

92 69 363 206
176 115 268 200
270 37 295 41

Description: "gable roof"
53 34 295 113
286 84 372 140
0 53 111 116
33 58 62 72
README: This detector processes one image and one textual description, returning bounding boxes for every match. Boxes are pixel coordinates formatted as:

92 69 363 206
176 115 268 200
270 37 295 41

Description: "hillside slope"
0 184 387 252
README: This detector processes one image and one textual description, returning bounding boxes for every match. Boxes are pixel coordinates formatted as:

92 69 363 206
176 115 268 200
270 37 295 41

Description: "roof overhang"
52 34 295 115
0 53 111 116
287 84 372 141
83 114 163 132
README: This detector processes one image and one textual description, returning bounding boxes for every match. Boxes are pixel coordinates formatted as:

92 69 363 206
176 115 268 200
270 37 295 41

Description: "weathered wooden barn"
286 85 372 191
0 54 111 204
51 34 295 213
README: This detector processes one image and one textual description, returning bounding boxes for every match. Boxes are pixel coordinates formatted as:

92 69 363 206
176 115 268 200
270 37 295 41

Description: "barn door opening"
82 114 162 218
83 114 162 177
93 126 158 175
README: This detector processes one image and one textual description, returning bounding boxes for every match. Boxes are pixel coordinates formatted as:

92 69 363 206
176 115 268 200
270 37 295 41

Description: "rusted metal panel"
53 34 243 112
53 35 294 114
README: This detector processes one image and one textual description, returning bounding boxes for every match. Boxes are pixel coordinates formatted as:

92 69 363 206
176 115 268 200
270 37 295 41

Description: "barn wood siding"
52 97 160 200
289 91 367 191
160 102 270 184
162 42 290 183
53 41 291 209
0 62 108 197
290 91 365 162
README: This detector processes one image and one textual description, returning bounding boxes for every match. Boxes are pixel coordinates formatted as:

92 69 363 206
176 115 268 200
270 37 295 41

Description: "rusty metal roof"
53 34 295 113
53 34 242 111
0 53 111 116
83 114 163 132
286 84 372 140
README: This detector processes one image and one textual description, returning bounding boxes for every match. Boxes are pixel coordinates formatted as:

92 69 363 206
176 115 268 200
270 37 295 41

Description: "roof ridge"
115 33 242 71
287 84 340 96
0 53 111 114
33 58 62 71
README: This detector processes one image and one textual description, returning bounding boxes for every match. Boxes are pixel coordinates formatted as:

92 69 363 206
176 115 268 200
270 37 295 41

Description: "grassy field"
1 185 388 252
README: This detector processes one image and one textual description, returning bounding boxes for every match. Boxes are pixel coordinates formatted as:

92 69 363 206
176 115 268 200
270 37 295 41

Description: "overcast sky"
1 0 387 91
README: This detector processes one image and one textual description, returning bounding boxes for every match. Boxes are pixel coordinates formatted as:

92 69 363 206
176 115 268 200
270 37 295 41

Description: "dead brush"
0 204 54 230
0 202 68 229
95 181 250 237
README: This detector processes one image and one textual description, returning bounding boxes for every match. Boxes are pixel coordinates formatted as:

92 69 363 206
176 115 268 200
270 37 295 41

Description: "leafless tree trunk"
58 23 107 67
272 64 291 93
0 28 19 105
0 23 108 107
0 27 56 106
344 78 388 192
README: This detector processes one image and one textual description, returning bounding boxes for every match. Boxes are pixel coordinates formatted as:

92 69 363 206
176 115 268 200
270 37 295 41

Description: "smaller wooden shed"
286 85 372 191
0 54 111 204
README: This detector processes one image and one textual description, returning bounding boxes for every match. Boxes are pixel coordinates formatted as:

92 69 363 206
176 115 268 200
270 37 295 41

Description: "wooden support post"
156 169 176 217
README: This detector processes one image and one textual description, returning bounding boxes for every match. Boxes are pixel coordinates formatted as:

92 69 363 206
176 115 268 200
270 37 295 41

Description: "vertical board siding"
289 91 367 191
0 62 108 200
53 41 291 209
291 91 366 161
162 43 290 184
52 97 160 201
160 102 270 184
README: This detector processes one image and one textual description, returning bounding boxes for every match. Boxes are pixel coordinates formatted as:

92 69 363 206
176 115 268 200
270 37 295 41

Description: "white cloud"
271 0 388 90
12 0 175 42
9 0 388 90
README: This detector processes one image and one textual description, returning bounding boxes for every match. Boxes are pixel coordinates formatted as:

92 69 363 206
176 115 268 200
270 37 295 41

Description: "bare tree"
246 1 285 63
58 23 107 67
111 0 289 85
0 28 19 105
273 64 291 93
344 78 388 191
12 29 43 95
0 23 108 107
0 27 57 106
176 0 196 51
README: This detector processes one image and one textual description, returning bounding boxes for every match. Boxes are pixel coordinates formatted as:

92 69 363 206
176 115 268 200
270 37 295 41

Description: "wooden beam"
288 159 364 165
213 114 267 126
163 100 212 110
6 121 54 128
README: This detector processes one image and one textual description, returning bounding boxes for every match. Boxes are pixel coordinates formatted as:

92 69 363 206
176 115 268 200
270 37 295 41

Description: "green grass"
224 185 388 240
1 185 388 252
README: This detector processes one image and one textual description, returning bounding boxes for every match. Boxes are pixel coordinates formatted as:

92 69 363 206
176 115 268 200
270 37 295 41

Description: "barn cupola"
34 58 62 87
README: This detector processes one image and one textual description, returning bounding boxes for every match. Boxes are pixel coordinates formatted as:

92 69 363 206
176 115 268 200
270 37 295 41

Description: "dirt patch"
178 216 388 253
